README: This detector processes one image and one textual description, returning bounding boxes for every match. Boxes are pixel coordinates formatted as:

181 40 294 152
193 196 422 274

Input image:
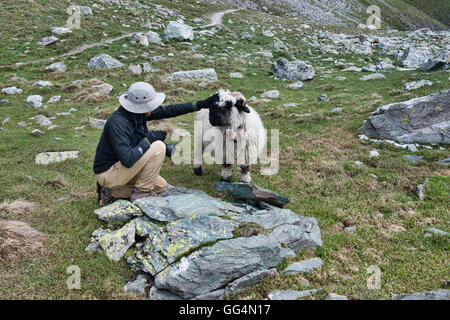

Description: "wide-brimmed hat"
119 82 165 114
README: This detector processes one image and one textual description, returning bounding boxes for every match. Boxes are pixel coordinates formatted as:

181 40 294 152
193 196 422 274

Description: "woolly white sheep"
193 90 266 183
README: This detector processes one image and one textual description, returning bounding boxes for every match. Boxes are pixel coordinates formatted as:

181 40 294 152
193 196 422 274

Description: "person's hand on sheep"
195 93 220 109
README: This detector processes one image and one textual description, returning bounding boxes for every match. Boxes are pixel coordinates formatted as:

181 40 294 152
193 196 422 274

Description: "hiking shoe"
97 183 113 207
130 187 157 202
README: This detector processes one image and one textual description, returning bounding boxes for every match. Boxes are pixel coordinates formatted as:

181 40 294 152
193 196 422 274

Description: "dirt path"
204 9 239 27
0 32 134 69
1 9 239 69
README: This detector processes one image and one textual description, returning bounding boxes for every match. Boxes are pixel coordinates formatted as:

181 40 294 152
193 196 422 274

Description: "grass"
0 0 449 300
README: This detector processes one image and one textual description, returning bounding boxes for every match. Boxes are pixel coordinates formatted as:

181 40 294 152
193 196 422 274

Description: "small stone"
127 65 142 75
88 54 124 69
286 81 304 89
354 161 364 166
282 258 323 274
1 99 9 104
2 86 22 95
31 129 44 136
268 289 318 300
260 90 280 99
368 150 380 158
92 83 113 95
94 200 141 222
403 80 432 91
344 226 356 233
360 73 385 81
99 221 136 262
45 62 66 73
89 118 107 130
325 293 348 300
330 108 342 113
37 36 58 46
32 80 53 88
229 72 243 79
425 228 449 237
417 184 425 200
26 95 43 108
50 27 72 35
142 63 155 73
166 69 217 82
47 95 61 103
403 155 423 163
317 94 327 102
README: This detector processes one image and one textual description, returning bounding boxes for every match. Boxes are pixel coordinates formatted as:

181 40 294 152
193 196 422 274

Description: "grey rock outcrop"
89 186 322 299
164 21 194 41
360 90 450 144
393 289 450 300
398 47 429 69
272 58 315 81
88 54 124 69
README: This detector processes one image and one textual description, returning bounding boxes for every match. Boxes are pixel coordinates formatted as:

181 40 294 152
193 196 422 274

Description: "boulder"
398 46 429 69
164 21 194 41
88 54 124 69
272 58 315 81
94 200 141 222
360 90 450 144
166 68 217 82
213 182 290 208
35 151 79 165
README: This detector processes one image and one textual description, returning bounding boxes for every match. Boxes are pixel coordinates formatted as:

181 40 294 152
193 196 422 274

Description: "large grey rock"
398 47 429 69
155 235 287 299
360 90 450 144
282 258 323 274
88 54 124 69
213 182 290 207
393 289 450 300
164 21 194 41
166 68 217 82
272 58 315 81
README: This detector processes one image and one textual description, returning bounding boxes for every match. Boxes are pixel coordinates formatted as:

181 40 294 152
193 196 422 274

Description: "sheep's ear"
241 106 251 113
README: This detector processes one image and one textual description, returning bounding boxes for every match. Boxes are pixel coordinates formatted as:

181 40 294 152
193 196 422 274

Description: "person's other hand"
196 93 220 109
146 130 167 143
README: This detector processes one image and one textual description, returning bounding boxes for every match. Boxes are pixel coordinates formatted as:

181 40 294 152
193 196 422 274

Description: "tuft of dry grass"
0 199 36 219
0 220 46 262
74 88 111 104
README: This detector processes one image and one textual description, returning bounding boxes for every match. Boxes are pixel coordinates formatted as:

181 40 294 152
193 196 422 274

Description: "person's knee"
141 140 166 161
152 140 166 154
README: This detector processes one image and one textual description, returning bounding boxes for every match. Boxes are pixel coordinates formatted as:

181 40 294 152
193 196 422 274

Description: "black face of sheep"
208 99 250 127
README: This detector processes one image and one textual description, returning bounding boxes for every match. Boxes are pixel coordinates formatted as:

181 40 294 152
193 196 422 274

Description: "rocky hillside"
0 0 449 300
213 0 449 30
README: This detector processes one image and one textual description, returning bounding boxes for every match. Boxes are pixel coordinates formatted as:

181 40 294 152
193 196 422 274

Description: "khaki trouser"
96 140 167 198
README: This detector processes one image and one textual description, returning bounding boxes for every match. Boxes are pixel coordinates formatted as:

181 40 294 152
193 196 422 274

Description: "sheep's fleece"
194 90 266 182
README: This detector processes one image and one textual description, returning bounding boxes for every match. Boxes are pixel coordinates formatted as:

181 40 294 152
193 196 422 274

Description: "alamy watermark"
359 5 381 30
66 265 81 290
67 5 82 29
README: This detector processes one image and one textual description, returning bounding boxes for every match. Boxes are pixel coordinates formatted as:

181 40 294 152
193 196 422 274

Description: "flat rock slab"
268 289 318 300
35 151 78 165
393 289 450 300
90 185 322 299
360 90 450 144
213 182 290 207
282 258 323 274
166 68 218 82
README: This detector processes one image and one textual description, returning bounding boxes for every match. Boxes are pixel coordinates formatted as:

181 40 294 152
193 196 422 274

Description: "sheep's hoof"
221 176 232 183
193 167 202 176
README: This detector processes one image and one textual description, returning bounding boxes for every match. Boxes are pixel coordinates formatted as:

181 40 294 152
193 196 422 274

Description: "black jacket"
93 102 198 174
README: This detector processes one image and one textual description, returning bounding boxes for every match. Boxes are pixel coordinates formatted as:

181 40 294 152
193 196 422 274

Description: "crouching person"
93 81 219 206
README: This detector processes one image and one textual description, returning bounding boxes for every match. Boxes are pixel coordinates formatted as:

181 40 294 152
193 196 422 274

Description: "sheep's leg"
193 165 202 176
221 164 233 182
240 165 251 183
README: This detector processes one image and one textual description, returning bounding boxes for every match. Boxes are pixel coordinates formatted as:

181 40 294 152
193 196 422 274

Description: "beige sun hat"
119 82 165 114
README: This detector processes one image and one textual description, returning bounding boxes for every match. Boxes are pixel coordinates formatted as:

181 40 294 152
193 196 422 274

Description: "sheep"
193 89 266 183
